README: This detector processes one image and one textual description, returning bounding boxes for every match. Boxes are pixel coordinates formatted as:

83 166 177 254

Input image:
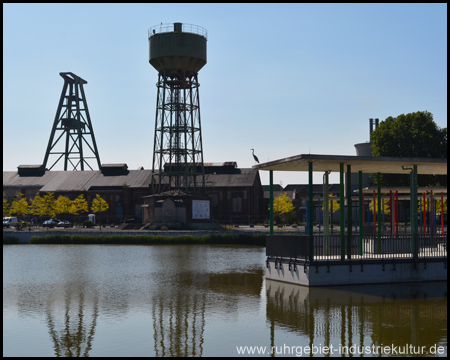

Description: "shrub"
83 220 94 228
3 236 19 244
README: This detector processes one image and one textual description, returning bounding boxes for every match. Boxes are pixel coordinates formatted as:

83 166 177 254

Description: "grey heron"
251 149 259 164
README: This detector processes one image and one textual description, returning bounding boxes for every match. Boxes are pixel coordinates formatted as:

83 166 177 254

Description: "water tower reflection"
151 269 263 356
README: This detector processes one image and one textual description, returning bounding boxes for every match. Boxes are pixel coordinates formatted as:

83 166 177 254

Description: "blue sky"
3 3 447 186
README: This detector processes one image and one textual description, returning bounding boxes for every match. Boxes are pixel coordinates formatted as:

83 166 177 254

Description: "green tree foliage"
371 111 447 186
71 194 89 216
3 192 10 217
272 192 296 224
54 195 73 216
10 193 29 217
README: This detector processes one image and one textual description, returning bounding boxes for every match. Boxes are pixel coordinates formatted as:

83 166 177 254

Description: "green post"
308 162 314 261
324 171 330 256
340 163 345 260
346 165 352 259
269 170 274 236
358 171 363 256
377 173 382 253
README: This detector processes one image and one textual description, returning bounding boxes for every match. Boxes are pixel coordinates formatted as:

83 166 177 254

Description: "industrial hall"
3 163 264 226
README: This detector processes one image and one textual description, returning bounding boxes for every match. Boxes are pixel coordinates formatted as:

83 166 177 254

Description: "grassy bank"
27 234 266 246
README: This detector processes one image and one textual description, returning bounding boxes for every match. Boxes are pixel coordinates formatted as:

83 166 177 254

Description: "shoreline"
3 231 267 245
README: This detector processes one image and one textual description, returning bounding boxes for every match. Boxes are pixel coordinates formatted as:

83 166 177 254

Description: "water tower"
148 22 207 195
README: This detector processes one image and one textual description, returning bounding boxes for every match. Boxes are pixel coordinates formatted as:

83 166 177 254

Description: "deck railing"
266 234 447 262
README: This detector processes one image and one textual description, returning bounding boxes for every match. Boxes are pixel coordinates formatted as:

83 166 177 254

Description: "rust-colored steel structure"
43 72 101 171
148 22 207 194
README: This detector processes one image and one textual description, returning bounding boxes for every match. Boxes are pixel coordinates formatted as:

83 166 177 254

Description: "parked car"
42 219 60 228
56 220 73 228
3 216 18 228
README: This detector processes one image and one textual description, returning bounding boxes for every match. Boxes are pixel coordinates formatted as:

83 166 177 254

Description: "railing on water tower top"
148 23 208 40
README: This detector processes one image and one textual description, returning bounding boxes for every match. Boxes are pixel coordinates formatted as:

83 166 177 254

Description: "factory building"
3 163 264 226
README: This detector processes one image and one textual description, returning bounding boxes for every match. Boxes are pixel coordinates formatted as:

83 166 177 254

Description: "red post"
390 190 393 235
430 190 434 235
441 192 444 235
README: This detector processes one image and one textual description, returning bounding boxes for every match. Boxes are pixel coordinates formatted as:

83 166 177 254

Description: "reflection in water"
152 292 206 357
151 270 263 356
4 245 446 357
3 245 265 356
266 280 447 356
45 285 99 357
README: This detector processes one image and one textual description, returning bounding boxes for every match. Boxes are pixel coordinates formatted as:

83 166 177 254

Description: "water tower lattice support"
152 70 205 193
149 22 208 195
43 72 101 171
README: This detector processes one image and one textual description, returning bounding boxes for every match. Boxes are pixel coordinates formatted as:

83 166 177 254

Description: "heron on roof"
251 149 259 164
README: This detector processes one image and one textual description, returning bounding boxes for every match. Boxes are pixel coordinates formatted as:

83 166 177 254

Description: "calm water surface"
3 245 447 357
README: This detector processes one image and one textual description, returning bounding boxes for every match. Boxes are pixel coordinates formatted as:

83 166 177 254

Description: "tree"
3 192 10 217
371 111 447 187
41 192 57 218
54 195 72 217
435 199 447 215
91 194 109 214
326 193 340 214
91 194 109 230
30 193 45 218
368 199 390 216
10 193 29 218
71 194 89 216
272 192 296 224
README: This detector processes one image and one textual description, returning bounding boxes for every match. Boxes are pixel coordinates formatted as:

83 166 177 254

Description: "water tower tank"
148 23 208 195
149 22 207 74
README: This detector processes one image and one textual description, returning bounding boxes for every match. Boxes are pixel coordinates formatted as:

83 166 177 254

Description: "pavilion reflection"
266 280 447 355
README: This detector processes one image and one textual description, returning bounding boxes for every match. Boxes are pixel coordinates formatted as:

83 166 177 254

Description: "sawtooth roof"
204 168 258 187
3 170 154 192
3 168 260 192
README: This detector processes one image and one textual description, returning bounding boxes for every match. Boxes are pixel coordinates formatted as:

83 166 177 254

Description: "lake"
3 244 447 357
